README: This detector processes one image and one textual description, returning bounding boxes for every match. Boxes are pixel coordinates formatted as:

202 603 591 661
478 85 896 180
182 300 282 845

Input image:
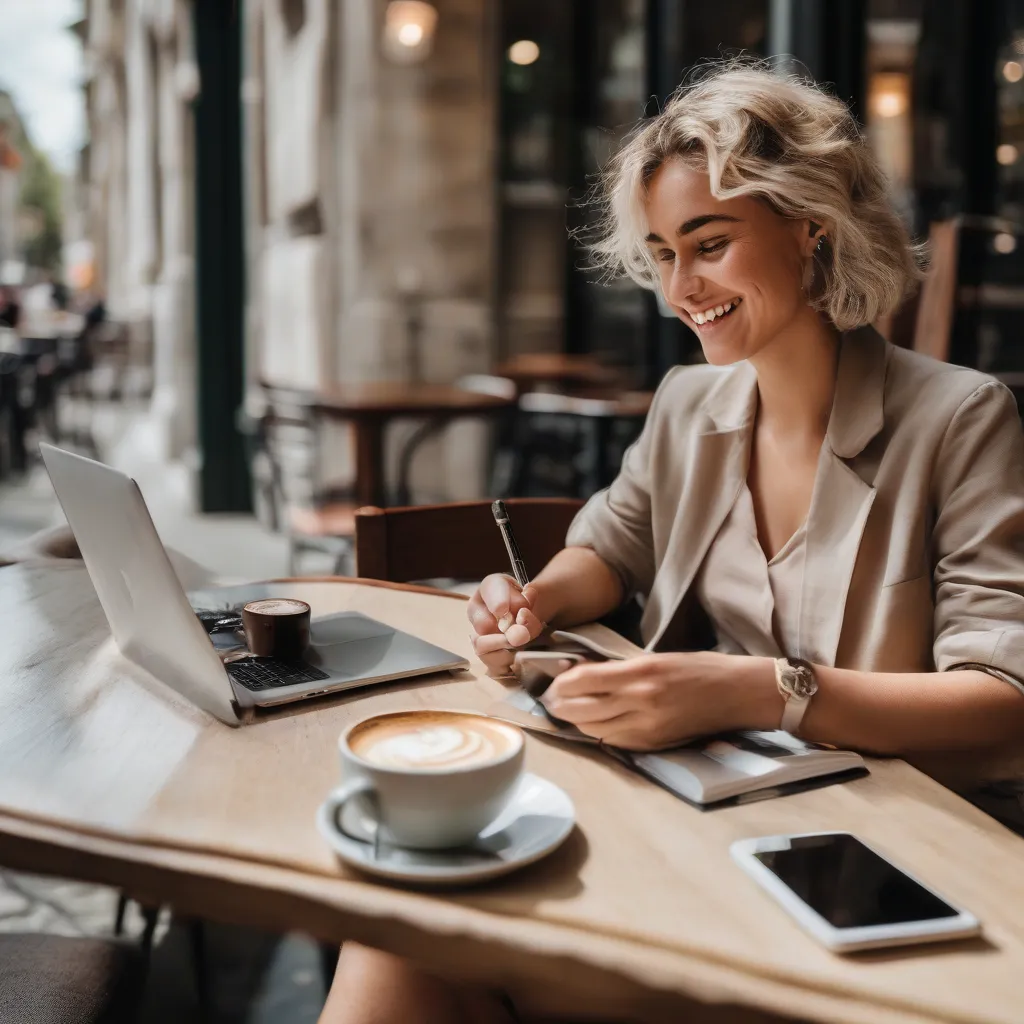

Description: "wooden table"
4 562 1024 1023
315 382 515 507
495 353 620 395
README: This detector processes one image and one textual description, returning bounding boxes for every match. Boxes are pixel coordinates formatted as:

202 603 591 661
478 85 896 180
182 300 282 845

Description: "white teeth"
691 299 740 325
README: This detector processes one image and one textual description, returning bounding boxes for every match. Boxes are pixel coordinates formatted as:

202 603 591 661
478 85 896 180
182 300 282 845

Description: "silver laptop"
39 443 469 725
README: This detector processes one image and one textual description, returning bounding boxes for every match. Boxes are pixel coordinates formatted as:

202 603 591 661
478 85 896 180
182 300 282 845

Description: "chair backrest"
912 218 960 362
259 381 325 510
354 498 585 583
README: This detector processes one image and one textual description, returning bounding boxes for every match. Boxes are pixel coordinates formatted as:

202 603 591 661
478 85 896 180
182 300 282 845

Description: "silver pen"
491 500 530 589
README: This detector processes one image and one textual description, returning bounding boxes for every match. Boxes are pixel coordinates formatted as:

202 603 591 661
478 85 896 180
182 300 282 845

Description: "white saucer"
316 773 576 886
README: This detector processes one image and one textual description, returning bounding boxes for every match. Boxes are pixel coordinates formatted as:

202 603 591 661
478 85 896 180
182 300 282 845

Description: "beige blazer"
567 326 1024 694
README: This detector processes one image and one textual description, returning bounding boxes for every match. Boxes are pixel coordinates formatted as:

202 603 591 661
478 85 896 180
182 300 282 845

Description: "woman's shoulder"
886 343 1009 411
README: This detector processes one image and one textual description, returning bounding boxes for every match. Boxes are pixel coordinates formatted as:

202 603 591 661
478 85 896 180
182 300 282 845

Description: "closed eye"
697 237 729 255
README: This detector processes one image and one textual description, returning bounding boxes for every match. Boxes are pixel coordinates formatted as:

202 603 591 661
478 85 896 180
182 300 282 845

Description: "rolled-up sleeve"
932 381 1024 693
564 367 682 599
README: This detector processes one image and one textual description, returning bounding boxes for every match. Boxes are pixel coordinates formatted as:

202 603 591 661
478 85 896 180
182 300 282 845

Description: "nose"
664 260 702 308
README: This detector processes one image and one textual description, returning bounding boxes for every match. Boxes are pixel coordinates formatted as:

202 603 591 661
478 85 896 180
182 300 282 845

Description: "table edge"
0 809 976 1024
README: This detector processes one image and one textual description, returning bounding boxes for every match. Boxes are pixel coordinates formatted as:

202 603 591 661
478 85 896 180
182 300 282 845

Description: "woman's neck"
750 312 840 443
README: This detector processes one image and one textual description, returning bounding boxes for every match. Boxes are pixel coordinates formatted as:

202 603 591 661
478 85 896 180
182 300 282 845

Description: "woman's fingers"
513 606 546 643
544 661 624 702
478 573 530 630
467 598 499 637
543 693 627 725
480 650 515 677
567 710 639 743
471 631 516 677
473 631 514 656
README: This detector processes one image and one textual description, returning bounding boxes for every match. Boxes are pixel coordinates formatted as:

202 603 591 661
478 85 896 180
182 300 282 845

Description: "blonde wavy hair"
589 60 924 331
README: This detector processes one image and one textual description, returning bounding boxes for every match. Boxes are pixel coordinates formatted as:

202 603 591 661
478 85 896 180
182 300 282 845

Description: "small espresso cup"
326 710 525 850
242 598 311 659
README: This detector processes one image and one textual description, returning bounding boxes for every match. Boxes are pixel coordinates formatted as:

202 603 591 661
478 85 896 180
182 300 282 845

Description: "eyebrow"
645 214 742 243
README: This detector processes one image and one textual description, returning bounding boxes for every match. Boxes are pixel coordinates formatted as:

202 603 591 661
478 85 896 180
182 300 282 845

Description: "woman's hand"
542 651 777 750
467 573 547 678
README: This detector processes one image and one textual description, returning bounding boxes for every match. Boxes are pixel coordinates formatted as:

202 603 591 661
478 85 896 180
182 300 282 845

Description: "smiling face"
644 158 823 366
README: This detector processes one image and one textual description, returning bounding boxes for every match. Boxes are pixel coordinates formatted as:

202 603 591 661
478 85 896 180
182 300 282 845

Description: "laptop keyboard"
225 658 331 691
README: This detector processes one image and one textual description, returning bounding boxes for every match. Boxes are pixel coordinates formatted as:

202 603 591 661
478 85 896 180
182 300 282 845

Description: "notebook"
486 628 867 808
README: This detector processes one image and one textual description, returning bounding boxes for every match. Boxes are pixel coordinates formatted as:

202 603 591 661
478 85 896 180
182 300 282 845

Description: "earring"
816 235 827 254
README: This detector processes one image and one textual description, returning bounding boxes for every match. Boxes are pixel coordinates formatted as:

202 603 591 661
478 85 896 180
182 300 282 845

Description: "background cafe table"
494 353 621 395
315 381 515 507
5 564 1024 1024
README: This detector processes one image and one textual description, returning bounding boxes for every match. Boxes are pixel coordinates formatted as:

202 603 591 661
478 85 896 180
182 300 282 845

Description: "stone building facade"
79 0 501 505
80 0 198 465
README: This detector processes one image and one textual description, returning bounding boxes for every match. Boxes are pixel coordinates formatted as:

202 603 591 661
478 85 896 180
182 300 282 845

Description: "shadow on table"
851 932 998 965
250 668 478 725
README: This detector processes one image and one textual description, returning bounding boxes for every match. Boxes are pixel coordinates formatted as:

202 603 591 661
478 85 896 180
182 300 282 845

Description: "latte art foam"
244 598 309 616
362 725 504 769
349 712 519 772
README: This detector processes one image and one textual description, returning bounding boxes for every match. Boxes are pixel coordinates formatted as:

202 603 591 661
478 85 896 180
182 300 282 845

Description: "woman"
319 62 1024 1024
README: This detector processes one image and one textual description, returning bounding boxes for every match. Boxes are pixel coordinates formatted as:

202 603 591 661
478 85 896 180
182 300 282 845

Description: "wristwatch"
774 657 818 735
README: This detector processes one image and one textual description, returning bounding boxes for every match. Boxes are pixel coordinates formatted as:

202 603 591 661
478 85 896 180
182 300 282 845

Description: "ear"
799 219 829 258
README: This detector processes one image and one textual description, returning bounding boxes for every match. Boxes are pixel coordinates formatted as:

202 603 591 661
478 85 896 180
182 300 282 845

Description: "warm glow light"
1004 60 1024 82
383 1 438 63
868 72 909 121
998 143 1019 165
397 22 424 46
508 39 541 65
994 232 1018 254
875 90 906 118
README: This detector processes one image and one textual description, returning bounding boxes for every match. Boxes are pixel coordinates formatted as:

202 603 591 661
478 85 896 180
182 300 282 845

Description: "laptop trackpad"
306 613 397 676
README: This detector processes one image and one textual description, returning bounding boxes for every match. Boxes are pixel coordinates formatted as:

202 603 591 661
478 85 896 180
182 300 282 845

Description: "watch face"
783 664 818 699
792 673 818 698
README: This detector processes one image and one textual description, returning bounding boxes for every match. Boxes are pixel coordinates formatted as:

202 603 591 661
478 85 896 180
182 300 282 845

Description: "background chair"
254 383 357 575
354 498 584 584
0 932 145 1024
508 390 650 499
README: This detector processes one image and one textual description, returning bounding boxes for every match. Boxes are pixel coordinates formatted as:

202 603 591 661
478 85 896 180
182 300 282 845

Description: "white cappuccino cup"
326 709 525 850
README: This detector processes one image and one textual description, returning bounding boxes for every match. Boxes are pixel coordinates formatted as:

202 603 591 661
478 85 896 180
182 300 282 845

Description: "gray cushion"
0 933 144 1024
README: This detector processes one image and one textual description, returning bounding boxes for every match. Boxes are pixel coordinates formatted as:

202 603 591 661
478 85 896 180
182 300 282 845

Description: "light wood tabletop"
3 561 1024 1024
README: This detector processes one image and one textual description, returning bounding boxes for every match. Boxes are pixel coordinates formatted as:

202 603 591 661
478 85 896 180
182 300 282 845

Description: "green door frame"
192 0 252 512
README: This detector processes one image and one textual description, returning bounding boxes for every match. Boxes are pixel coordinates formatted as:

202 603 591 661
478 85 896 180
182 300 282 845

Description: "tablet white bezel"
730 831 981 953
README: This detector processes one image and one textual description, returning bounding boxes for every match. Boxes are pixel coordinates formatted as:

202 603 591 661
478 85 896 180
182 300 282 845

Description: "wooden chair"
354 498 584 583
911 218 960 362
258 383 356 575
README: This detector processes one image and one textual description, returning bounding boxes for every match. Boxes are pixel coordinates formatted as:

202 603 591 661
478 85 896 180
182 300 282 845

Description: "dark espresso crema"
349 712 520 771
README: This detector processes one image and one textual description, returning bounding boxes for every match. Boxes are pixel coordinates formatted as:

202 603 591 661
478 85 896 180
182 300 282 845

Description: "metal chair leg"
186 918 213 1022
139 905 160 957
113 892 130 936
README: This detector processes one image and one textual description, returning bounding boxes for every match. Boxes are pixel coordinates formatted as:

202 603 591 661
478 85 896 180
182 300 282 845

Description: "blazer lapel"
798 327 888 666
646 363 757 651
799 448 876 666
